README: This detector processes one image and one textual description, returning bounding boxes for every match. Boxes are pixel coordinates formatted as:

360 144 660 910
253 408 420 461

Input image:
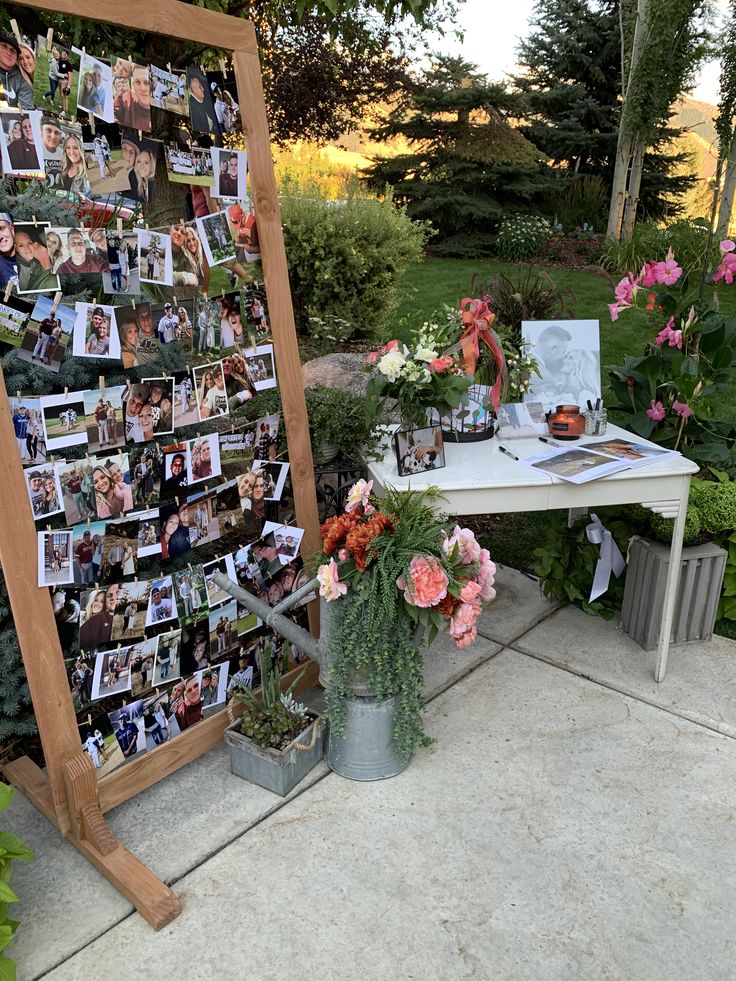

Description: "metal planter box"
621 537 728 651
224 714 326 797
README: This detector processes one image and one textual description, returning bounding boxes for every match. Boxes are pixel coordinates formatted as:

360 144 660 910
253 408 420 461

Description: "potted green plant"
224 656 325 797
315 480 497 775
0 783 34 978
304 384 385 464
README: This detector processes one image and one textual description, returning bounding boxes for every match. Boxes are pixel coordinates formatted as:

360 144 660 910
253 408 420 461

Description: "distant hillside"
672 97 718 152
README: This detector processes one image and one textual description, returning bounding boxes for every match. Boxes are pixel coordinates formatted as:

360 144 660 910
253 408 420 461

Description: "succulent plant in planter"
224 658 325 796
231 659 310 751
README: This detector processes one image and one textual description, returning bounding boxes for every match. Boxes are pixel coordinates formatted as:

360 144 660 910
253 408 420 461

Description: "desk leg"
655 476 691 683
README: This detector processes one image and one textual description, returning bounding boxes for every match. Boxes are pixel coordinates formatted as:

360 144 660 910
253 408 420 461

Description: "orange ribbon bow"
459 297 507 412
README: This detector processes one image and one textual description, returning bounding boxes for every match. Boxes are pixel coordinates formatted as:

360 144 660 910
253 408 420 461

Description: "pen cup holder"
584 408 607 436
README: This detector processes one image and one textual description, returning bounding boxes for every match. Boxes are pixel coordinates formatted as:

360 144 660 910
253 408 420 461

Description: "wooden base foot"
4 754 181 930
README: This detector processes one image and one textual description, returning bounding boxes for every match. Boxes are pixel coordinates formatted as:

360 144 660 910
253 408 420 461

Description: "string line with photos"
0 17 313 782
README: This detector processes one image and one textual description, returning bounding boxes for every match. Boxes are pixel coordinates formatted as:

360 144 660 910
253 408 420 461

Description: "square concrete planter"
621 537 728 651
224 713 326 796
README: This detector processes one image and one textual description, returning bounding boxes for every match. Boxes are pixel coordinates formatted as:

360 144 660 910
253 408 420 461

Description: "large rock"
302 352 369 395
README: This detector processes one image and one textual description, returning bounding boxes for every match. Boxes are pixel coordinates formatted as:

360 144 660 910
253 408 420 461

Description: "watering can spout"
211 571 324 667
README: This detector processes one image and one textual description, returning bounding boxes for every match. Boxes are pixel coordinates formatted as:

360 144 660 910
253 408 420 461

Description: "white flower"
378 349 407 382
414 344 438 363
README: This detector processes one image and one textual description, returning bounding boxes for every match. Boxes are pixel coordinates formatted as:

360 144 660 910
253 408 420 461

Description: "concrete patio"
5 565 735 980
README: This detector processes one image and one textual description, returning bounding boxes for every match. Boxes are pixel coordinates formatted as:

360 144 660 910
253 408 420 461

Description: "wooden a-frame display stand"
0 0 320 930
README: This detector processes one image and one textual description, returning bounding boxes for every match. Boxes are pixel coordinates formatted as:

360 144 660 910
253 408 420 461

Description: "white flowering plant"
364 319 473 429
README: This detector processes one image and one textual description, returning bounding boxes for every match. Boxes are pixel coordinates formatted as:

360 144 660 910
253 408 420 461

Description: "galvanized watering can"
212 571 409 780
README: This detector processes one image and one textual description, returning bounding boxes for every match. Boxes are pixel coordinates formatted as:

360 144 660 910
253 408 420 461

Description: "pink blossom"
448 602 479 648
459 578 483 611
345 478 374 515
646 400 666 421
654 321 682 348
640 263 657 288
608 302 621 322
653 248 683 286
475 548 497 601
672 401 693 418
713 252 736 284
397 555 449 608
429 357 449 373
365 351 378 365
317 559 347 602
720 239 736 253
614 273 638 304
338 548 349 561
384 339 399 352
443 525 481 565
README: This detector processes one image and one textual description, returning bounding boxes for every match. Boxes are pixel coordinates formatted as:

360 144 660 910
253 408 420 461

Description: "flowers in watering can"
314 483 496 758
316 481 496 649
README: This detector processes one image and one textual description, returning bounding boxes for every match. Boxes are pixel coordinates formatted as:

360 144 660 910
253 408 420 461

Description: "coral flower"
397 555 449 608
317 559 347 601
448 602 479 648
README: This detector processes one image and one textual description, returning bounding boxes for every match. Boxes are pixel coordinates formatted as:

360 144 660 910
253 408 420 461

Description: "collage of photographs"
1 23 310 786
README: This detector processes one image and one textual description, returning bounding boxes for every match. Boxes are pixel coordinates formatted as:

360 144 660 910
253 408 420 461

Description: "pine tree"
363 57 556 256
513 0 698 224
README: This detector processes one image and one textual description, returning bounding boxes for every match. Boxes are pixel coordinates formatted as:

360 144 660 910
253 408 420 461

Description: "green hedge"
281 190 427 340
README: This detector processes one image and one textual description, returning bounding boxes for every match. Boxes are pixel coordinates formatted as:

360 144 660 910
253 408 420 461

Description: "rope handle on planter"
291 716 321 752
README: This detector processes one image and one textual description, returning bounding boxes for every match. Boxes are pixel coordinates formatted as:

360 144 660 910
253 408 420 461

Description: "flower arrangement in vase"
315 479 496 760
606 240 736 463
364 298 509 441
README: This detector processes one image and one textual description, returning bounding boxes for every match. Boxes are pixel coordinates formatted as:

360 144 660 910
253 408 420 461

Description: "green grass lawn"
388 257 736 424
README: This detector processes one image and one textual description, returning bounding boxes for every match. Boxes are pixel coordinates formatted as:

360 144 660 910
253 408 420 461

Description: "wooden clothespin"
117 217 123 235
47 28 54 49
32 214 37 226
88 112 95 135
9 20 20 41
52 290 62 314
99 374 106 397
132 297 136 309
4 280 13 302
64 386 69 398
219 57 227 78
16 390 21 400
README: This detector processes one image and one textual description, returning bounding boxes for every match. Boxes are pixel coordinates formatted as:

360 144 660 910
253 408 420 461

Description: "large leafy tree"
363 56 556 256
2 0 459 145
513 0 701 226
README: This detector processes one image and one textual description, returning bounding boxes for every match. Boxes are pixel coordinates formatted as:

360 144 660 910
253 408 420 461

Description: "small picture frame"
393 425 445 477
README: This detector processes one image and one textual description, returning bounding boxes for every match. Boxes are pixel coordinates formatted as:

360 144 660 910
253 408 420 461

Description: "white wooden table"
367 424 700 682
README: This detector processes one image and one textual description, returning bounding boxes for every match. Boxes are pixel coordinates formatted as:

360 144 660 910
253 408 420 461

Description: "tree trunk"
716 131 736 241
607 0 650 241
621 135 646 240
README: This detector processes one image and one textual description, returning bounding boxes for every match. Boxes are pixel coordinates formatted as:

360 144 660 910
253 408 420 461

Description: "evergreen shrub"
280 190 427 340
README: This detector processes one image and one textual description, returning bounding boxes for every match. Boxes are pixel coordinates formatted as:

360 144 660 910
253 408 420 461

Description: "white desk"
367 424 699 682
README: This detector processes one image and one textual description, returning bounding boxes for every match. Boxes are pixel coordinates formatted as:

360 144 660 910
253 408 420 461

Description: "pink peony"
653 247 683 286
443 525 481 565
384 339 399 352
317 559 347 602
397 555 449 608
448 602 479 648
365 351 379 365
672 400 693 418
646 400 666 421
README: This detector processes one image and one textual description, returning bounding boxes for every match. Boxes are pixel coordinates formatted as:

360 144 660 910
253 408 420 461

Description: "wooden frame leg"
655 476 691 683
6 754 180 930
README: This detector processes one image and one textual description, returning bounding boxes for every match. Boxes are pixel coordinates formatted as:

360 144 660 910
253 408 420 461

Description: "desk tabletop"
367 424 699 516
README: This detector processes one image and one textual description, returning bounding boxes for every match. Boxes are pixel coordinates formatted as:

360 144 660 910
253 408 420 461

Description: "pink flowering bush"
607 239 736 463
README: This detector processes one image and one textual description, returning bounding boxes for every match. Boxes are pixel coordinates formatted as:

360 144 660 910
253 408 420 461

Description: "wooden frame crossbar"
1 0 320 929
